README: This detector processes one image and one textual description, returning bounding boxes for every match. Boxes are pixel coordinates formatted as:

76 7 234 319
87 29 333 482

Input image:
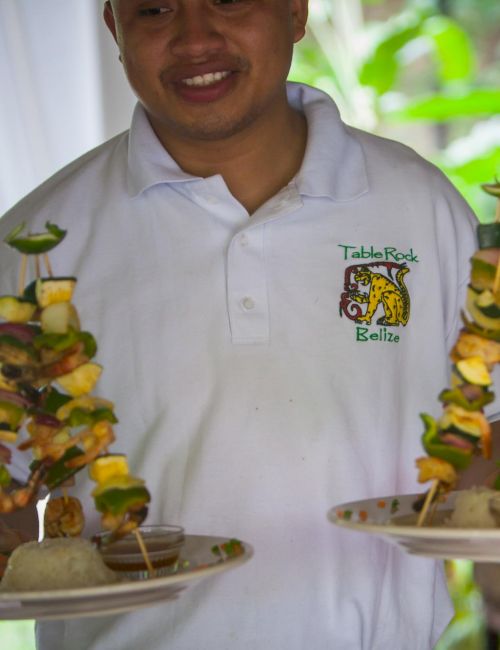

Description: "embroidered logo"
339 260 412 343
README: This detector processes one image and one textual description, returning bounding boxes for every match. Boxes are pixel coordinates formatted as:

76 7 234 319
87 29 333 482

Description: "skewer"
492 261 500 296
18 254 28 296
133 528 155 577
2 223 152 553
428 492 441 525
493 197 500 295
43 253 53 277
417 479 440 527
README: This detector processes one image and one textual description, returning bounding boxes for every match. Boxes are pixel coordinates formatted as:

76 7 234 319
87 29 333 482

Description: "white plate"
0 535 253 620
328 492 500 562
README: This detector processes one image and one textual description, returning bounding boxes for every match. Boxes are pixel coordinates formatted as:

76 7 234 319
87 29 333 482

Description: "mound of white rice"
447 487 500 528
0 537 118 591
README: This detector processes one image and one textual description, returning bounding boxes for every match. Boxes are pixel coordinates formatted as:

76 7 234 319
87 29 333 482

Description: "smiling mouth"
181 71 232 87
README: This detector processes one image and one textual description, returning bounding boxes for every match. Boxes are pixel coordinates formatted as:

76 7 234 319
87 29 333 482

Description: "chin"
162 109 262 143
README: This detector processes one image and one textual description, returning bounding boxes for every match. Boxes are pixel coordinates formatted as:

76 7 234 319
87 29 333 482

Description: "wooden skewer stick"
428 492 441 526
417 479 440 527
35 255 41 279
43 253 53 277
493 261 500 297
492 199 500 295
133 528 156 577
18 254 28 296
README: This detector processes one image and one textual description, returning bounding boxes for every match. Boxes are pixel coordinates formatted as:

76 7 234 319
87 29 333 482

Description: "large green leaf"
443 147 500 185
421 15 475 83
358 11 474 96
359 20 423 95
383 89 500 121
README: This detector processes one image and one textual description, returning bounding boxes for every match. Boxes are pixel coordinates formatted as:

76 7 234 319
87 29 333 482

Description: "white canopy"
0 0 135 214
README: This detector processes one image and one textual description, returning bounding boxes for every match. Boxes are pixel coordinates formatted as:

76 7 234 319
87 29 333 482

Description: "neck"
149 102 307 215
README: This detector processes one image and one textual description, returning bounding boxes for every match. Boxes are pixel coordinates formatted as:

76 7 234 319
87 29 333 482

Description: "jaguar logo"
339 262 410 326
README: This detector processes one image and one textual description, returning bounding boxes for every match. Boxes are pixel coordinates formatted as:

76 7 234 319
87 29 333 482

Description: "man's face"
104 0 308 144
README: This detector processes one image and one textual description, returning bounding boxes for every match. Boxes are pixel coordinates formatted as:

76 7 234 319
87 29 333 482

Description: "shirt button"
241 296 255 311
206 195 218 204
239 234 249 247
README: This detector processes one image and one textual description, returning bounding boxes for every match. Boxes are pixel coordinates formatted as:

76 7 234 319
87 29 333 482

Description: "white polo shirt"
0 83 479 650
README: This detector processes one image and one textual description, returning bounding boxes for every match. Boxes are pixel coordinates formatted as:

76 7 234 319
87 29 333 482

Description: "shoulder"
350 125 476 222
350 126 444 185
294 83 471 214
0 130 129 237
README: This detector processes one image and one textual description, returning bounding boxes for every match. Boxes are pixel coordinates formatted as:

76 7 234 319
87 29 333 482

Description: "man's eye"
139 7 170 16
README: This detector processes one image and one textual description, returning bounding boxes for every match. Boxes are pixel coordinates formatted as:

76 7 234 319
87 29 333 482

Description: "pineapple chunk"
56 362 102 397
40 302 80 334
0 296 36 323
0 430 17 444
89 454 129 484
416 456 457 486
36 278 76 308
91 474 145 497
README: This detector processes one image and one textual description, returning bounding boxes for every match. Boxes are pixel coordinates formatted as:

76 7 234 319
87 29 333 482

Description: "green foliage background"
290 0 500 223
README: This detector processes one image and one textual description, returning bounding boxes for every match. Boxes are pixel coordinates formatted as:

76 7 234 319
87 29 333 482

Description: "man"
104 0 309 215
0 1 493 648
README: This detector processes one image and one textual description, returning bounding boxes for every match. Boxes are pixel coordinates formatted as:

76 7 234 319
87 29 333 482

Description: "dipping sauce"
98 525 185 580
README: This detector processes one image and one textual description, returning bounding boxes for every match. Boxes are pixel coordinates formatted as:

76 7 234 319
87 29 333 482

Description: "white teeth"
182 71 230 87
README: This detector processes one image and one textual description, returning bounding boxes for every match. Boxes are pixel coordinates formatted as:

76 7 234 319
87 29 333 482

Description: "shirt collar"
127 104 200 197
288 82 368 202
127 82 369 202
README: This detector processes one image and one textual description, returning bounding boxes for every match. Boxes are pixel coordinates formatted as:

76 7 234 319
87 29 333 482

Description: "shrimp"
0 442 11 464
65 421 116 469
44 496 85 537
0 465 46 513
451 331 500 367
100 506 148 539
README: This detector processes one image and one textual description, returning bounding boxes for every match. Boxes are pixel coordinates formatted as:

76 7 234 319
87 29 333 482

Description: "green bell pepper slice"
94 485 151 516
43 446 86 490
0 464 11 488
67 407 117 427
34 330 97 358
420 413 472 470
42 388 72 414
4 222 66 255
439 385 495 412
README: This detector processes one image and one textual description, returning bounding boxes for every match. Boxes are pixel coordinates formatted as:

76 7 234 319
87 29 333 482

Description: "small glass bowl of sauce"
97 525 185 580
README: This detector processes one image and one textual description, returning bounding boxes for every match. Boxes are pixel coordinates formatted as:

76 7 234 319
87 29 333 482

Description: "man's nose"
170 8 225 59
